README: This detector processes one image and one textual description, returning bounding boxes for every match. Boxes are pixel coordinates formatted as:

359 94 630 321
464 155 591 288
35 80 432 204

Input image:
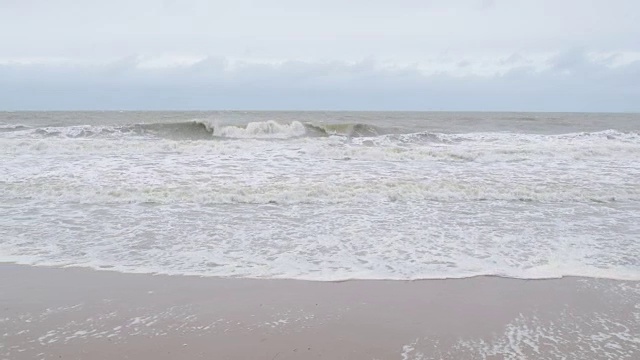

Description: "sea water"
1 111 639 280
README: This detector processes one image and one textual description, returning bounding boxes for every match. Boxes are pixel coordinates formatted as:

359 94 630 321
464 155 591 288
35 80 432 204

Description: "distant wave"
0 123 30 132
184 119 391 139
0 120 397 140
3 119 640 145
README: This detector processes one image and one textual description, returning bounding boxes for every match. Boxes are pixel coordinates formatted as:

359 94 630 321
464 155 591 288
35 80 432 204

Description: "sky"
1 0 639 111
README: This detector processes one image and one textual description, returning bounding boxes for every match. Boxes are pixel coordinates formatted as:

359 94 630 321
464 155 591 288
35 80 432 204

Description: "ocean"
1 111 639 281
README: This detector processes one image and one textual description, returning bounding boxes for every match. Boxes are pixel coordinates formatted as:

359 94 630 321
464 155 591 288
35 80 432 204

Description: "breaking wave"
0 119 394 140
3 115 640 146
209 120 307 139
153 119 390 139
3 117 639 144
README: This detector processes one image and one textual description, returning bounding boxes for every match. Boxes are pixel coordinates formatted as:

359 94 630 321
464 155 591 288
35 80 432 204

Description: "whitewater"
1 111 639 281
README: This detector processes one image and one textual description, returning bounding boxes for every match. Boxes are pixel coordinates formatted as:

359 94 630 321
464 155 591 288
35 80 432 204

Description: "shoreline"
1 263 638 359
3 260 637 283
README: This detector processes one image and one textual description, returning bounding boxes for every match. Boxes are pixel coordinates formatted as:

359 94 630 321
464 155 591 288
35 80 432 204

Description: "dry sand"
1 264 638 359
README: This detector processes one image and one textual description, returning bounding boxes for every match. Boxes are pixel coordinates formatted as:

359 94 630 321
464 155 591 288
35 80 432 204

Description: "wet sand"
1 264 638 359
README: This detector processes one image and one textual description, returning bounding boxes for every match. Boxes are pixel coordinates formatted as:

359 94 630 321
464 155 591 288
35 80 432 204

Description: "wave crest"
0 119 396 140
193 120 388 139
3 119 640 147
203 120 307 139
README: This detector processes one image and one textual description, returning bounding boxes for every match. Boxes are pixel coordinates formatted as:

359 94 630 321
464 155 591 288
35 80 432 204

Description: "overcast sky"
1 0 639 111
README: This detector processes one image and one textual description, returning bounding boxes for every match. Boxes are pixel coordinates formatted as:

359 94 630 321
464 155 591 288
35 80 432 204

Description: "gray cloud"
1 52 638 111
1 1 639 110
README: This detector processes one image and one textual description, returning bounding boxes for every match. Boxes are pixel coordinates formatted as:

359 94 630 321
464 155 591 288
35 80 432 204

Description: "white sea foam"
457 311 640 359
1 118 639 281
207 120 307 138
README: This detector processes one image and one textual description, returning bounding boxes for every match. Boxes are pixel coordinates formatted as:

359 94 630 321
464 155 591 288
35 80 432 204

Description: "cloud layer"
2 50 638 111
1 0 639 110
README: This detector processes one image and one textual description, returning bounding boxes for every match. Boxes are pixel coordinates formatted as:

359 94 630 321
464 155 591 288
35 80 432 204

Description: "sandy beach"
1 264 638 359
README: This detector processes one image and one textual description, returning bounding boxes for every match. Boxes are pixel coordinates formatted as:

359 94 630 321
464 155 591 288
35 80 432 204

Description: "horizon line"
2 109 639 114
